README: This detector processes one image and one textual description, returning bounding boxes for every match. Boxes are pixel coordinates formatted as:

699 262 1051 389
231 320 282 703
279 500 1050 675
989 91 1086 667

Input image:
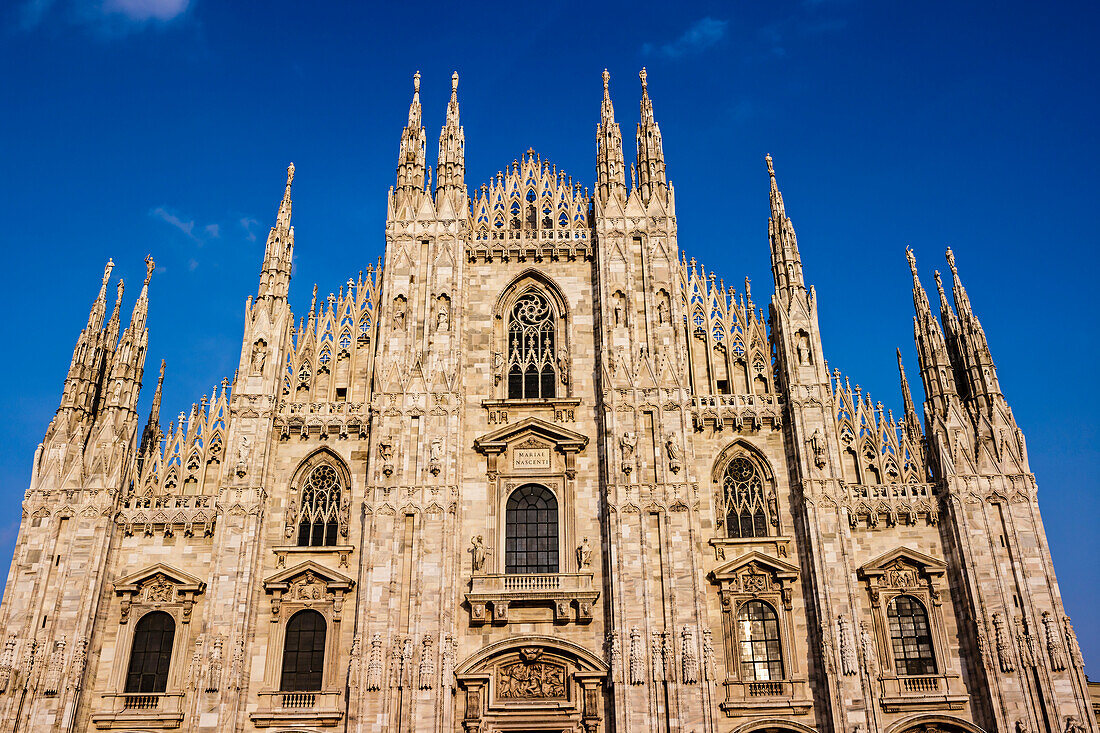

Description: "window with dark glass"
737 600 783 681
887 595 937 675
505 485 558 574
280 610 327 691
297 464 342 547
125 611 175 693
721 458 769 538
506 291 557 399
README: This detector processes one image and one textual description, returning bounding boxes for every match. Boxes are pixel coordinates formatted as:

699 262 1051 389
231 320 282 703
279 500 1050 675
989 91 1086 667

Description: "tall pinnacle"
897 348 921 439
596 69 625 202
436 71 466 199
87 259 114 332
906 247 957 405
767 155 805 298
396 71 426 194
259 164 296 300
635 67 667 203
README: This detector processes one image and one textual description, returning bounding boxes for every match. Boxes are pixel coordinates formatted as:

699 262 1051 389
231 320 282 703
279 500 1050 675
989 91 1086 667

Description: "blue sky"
2 1 1098 672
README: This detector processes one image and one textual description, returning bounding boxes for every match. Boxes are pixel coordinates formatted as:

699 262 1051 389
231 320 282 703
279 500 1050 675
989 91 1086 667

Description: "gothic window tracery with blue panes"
720 457 772 538
506 291 558 399
297 464 342 547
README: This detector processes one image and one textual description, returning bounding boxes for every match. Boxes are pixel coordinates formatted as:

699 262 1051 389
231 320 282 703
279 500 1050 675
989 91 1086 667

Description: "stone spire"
137 359 165 468
634 68 667 203
897 348 922 441
945 248 1002 404
396 71 427 196
766 155 805 300
596 69 626 203
56 260 117 435
907 247 957 407
258 164 295 300
435 71 466 204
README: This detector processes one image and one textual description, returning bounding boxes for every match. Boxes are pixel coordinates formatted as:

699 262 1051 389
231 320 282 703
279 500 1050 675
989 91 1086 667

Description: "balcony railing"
281 692 317 708
466 572 598 625
122 694 161 710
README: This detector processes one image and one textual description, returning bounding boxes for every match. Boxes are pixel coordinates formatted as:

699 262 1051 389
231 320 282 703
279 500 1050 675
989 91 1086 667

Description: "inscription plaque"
513 448 551 470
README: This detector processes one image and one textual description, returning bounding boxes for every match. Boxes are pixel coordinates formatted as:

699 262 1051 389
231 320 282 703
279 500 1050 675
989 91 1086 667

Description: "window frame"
886 594 937 676
504 484 560 575
280 609 328 692
735 599 784 681
491 274 571 402
124 610 177 694
284 450 352 547
711 444 781 539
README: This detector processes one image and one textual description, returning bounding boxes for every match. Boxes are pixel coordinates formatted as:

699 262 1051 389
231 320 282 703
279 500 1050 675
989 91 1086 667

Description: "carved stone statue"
1065 717 1085 733
665 434 682 473
437 301 449 332
576 537 592 569
657 298 669 325
235 434 250 477
470 535 486 573
1015 721 1029 733
429 439 443 476
620 431 637 474
250 340 267 375
379 440 394 476
808 428 826 468
557 347 569 385
392 298 406 330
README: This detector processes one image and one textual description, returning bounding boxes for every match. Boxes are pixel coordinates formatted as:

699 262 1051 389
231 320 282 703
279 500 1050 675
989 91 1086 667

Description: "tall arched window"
506 291 557 399
297 464 342 547
887 595 937 675
281 610 327 691
125 611 175 693
505 485 558 574
737 600 783 681
721 457 770 538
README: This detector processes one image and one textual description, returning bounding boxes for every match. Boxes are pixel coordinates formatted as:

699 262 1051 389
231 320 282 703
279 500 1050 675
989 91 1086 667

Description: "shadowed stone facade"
0 69 1093 733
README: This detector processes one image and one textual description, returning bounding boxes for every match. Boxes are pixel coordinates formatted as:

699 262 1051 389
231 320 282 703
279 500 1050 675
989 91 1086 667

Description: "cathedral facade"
0 69 1093 733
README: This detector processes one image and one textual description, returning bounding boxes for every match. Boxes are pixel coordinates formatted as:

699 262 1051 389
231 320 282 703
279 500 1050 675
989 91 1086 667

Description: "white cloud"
204 223 220 238
101 0 188 22
240 217 260 243
151 206 196 240
17 0 189 32
643 17 729 59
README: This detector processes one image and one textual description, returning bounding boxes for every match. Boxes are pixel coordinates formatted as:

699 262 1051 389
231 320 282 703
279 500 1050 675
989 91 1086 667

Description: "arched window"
297 464 342 547
281 610 327 691
125 611 175 693
505 485 558 574
887 595 937 675
737 600 783 681
720 457 770 538
506 291 557 399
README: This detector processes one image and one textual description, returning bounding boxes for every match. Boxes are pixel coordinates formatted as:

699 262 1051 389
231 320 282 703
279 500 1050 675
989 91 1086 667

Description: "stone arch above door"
885 714 987 733
454 636 607 733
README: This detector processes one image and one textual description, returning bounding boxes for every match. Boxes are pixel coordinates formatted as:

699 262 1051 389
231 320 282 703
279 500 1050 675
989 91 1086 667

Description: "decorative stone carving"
346 635 361 690
701 628 715 681
992 613 1015 673
235 434 250 477
186 636 204 690
664 434 682 473
470 535 486 573
680 625 698 684
140 573 175 603
250 339 267 375
557 347 569 385
418 634 435 690
576 537 592 569
859 621 876 674
290 571 328 601
1016 617 1035 669
41 637 65 696
0 634 17 693
838 615 857 676
1042 612 1066 671
67 637 87 692
606 632 620 684
429 439 443 476
650 630 667 682
1064 615 1084 668
379 440 395 477
365 633 384 691
204 635 223 693
441 633 456 688
629 626 644 685
619 431 636 474
1064 717 1086 733
496 647 566 699
809 428 827 469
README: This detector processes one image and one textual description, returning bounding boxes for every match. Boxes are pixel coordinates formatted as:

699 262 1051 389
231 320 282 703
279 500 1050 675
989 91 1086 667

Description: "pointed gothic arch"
493 270 571 400
711 440 779 538
285 448 353 546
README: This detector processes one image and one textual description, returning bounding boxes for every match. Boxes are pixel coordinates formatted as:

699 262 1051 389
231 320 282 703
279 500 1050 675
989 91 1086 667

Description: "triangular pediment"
115 563 206 594
263 560 355 591
858 546 947 579
474 416 588 455
709 550 799 582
